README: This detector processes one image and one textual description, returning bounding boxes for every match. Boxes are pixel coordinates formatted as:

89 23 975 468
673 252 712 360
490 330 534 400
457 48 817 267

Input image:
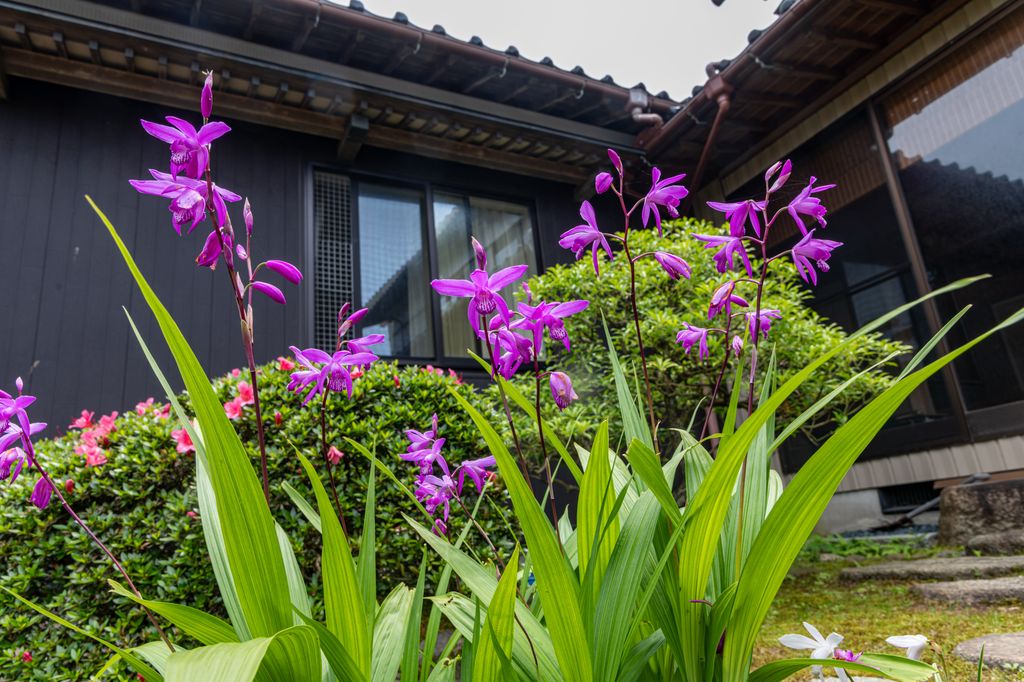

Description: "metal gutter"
2 0 642 151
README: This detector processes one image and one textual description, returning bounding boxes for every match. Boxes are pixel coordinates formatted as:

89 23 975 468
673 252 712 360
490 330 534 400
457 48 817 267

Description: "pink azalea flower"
156 403 171 420
135 398 155 415
97 413 119 432
224 397 244 420
85 449 108 467
237 381 255 406
393 374 401 387
172 428 195 455
274 411 283 426
448 369 462 385
70 410 94 430
186 510 197 519
278 356 296 371
21 651 31 663
327 446 344 465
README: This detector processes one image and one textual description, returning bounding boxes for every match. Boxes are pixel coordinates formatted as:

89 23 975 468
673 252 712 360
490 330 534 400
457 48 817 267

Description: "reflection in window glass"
433 192 538 357
357 183 434 357
882 7 1024 410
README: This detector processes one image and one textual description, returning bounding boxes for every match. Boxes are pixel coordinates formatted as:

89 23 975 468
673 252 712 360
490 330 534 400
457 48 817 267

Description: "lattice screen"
313 171 353 350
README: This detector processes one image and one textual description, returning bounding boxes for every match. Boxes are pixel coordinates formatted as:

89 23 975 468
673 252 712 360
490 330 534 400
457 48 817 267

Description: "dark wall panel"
0 79 583 432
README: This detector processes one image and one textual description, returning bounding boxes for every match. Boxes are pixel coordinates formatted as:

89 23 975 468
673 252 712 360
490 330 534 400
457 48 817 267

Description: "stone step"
913 576 1024 604
966 529 1024 556
954 632 1024 670
840 555 1024 582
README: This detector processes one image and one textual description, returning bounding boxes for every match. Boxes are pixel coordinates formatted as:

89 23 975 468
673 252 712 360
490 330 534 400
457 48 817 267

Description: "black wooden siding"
0 79 585 432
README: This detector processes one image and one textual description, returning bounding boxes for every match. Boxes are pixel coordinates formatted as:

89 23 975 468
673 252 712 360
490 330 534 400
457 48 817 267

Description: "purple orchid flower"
345 334 385 355
286 346 379 403
792 230 843 285
693 234 753 277
765 159 792 195
30 477 53 510
641 167 688 236
549 371 578 411
834 649 861 663
486 322 534 379
196 229 232 269
0 421 46 457
559 200 613 276
787 176 836 234
139 116 230 180
0 447 28 483
130 169 241 235
676 324 710 361
595 172 613 194
431 265 529 336
201 72 214 118
747 309 782 340
416 458 457 521
708 281 749 320
401 437 447 475
457 456 496 494
706 198 767 237
405 414 440 453
653 252 692 281
512 299 589 355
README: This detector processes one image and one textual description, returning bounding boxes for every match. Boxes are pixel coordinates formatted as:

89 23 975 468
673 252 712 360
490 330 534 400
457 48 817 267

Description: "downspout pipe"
680 66 732 214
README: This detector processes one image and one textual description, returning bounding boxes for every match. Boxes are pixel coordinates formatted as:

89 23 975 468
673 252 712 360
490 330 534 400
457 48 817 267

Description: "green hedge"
0 359 512 680
500 218 910 455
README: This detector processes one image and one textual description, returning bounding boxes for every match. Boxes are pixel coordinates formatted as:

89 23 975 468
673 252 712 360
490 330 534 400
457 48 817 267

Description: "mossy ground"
754 553 1024 681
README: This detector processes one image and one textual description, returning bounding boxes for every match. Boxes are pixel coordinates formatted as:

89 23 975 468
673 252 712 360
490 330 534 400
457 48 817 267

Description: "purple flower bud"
201 72 214 119
30 477 53 510
235 244 248 261
608 148 623 176
337 302 351 325
471 236 487 270
264 259 303 284
243 198 253 237
731 334 744 357
654 252 691 280
549 372 578 411
338 306 368 337
251 281 286 304
15 377 23 394
595 172 614 194
765 159 792 195
522 282 533 304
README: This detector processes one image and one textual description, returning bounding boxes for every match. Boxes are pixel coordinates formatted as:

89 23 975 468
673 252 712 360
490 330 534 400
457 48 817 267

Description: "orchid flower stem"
699 314 734 443
319 390 349 537
25 441 175 652
203 165 272 505
453 492 504 572
735 207 772 577
481 314 531 484
533 359 560 539
617 193 659 455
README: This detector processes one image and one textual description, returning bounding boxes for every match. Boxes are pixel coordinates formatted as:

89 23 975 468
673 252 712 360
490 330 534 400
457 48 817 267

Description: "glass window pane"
357 183 434 357
882 7 1024 410
433 192 538 357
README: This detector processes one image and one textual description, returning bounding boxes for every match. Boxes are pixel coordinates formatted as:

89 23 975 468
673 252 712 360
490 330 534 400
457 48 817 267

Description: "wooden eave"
0 0 658 184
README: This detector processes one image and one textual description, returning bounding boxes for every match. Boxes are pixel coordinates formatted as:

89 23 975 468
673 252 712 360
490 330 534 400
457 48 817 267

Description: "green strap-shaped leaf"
400 553 428 682
409 518 559 679
723 307 1024 680
357 466 378 620
296 452 371 676
748 654 937 682
449 388 593 682
109 581 238 646
626 439 682 525
133 640 184 675
593 492 661 682
618 631 665 682
371 585 414 682
283 481 323 534
578 421 617 597
603 315 653 450
275 524 312 625
294 612 364 682
672 276 989 682
0 586 164 681
472 546 520 681
165 624 320 682
93 198 291 636
124 310 251 641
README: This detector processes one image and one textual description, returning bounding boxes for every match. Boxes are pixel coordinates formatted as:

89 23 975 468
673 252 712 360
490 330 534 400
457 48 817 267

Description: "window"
313 173 538 361
880 6 1024 411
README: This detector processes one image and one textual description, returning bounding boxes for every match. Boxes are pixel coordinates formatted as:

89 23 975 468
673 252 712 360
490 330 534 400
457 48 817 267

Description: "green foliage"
799 533 937 561
0 358 509 680
517 217 909 452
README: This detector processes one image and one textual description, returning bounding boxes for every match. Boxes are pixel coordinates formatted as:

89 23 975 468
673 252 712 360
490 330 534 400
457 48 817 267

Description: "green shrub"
505 217 910 454
0 359 511 680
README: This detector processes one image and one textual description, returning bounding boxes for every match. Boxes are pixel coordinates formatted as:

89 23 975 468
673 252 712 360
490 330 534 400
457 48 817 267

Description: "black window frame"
307 163 543 370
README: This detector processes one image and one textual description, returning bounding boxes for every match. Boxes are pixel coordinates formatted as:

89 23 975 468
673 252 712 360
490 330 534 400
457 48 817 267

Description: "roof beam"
462 64 506 95
854 0 926 14
365 124 590 183
337 30 364 65
337 113 368 162
291 4 321 52
735 90 803 108
538 86 586 113
243 1 264 40
423 54 457 85
819 29 884 50
2 48 344 139
764 61 841 82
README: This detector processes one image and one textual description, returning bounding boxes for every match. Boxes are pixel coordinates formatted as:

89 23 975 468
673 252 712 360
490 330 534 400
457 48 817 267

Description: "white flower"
780 622 848 680
886 634 929 660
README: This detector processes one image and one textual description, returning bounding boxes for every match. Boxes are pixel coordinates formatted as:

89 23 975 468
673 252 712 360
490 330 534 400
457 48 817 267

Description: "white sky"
355 0 781 101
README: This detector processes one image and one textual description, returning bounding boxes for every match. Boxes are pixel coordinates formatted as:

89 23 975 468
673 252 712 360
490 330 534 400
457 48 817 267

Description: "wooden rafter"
819 29 884 50
423 54 457 85
855 0 926 14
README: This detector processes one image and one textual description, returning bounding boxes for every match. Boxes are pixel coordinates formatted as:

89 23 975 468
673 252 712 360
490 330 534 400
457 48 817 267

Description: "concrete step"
913 576 1024 605
966 529 1024 556
954 632 1024 670
840 555 1024 582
